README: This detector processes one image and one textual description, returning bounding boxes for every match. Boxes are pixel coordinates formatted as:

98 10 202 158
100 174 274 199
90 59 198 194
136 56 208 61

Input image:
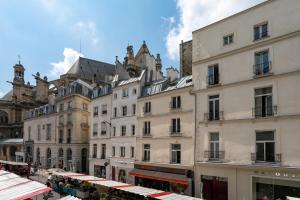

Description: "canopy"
0 170 52 200
0 159 27 166
52 171 202 200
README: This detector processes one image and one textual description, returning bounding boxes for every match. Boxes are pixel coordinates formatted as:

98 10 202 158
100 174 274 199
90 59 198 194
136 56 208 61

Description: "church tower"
13 62 25 85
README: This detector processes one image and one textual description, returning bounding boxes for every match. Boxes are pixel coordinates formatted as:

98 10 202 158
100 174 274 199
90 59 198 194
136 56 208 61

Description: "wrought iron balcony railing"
204 111 224 121
204 151 225 160
252 105 277 118
251 153 281 163
253 61 272 76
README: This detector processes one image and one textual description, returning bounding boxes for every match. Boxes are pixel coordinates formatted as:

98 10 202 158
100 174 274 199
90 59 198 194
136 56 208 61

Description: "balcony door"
255 87 273 117
209 132 220 159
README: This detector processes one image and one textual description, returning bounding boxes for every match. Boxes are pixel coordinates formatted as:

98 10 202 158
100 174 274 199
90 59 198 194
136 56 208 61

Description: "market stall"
59 195 81 200
0 159 30 177
0 170 52 200
52 171 203 200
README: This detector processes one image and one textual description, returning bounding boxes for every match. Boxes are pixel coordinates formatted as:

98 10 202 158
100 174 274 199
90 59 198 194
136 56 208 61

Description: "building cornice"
137 109 193 119
193 30 300 65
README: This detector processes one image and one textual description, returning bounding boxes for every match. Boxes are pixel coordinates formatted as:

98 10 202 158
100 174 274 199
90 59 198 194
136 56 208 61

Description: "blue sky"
0 0 264 97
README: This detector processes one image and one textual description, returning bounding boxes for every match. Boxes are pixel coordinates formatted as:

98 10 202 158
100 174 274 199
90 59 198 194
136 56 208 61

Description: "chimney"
166 67 179 82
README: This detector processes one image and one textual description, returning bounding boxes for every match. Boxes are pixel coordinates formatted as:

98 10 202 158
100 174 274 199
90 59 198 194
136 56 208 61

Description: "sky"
0 0 265 97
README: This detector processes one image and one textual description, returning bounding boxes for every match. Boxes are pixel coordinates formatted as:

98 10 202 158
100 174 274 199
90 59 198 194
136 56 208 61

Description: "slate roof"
0 90 12 101
142 75 193 97
65 57 115 83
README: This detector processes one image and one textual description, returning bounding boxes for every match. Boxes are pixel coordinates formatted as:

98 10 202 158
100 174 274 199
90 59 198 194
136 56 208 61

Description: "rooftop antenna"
79 38 82 54
18 55 21 64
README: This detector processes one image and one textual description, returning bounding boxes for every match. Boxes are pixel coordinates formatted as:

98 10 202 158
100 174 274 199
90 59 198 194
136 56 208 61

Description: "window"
254 87 274 117
113 126 116 136
208 95 220 120
67 129 71 143
59 103 64 112
28 126 31 140
122 88 129 97
113 107 117 118
143 121 151 135
46 124 51 140
59 115 64 124
102 104 107 115
209 132 220 159
171 144 181 164
120 146 125 157
171 118 181 133
133 88 137 95
131 147 134 158
132 125 135 136
143 144 150 161
37 125 41 141
101 122 107 135
114 93 117 99
223 34 233 45
93 144 97 158
256 131 275 162
59 129 63 143
93 123 98 136
144 102 151 113
254 23 268 40
67 101 72 110
82 103 88 111
254 50 270 76
132 104 136 115
208 64 219 85
93 106 98 116
171 96 181 109
67 113 72 123
121 126 126 136
112 146 115 157
122 106 127 116
101 144 106 159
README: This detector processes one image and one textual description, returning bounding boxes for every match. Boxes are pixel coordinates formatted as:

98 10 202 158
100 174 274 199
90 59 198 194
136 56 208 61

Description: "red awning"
129 169 189 185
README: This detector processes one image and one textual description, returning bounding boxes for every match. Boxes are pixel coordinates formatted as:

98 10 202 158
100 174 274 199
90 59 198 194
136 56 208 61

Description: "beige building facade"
24 79 92 172
192 0 300 199
133 74 194 196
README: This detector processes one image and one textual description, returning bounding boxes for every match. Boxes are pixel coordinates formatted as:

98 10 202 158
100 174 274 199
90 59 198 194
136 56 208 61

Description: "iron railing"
252 105 277 118
204 111 224 121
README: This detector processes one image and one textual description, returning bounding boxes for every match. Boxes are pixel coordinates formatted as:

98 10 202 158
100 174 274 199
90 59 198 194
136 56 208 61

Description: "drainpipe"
189 88 197 197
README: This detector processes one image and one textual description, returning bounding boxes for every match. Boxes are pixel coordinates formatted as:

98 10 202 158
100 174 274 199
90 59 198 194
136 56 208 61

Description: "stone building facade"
133 73 194 196
192 0 300 199
180 40 192 77
0 62 48 162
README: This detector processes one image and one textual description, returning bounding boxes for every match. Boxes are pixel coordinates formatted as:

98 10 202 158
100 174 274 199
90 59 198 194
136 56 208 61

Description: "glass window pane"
266 142 275 162
256 131 274 141
210 132 219 141
256 143 265 161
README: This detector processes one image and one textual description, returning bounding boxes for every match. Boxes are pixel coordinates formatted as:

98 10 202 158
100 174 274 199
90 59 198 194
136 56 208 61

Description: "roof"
65 57 115 83
0 170 52 199
115 70 145 87
142 75 193 97
0 90 12 101
0 138 23 145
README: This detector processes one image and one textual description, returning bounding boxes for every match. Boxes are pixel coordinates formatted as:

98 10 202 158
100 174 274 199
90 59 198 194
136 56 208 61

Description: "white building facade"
192 0 300 199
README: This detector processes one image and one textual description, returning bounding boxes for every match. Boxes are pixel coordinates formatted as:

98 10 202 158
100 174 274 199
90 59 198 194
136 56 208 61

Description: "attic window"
186 78 192 83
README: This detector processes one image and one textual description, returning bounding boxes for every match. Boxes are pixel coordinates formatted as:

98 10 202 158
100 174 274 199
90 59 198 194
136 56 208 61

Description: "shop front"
94 165 106 178
130 164 193 196
252 176 300 200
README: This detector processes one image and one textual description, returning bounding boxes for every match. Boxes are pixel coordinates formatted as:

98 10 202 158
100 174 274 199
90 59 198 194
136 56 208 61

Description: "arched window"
0 110 8 124
46 148 51 168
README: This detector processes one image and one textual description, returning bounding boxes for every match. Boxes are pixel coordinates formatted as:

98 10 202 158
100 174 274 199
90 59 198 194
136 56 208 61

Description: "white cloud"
73 21 100 46
49 48 84 78
166 0 265 60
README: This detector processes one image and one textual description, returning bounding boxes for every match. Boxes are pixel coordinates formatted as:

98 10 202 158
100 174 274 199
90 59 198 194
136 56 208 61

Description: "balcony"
251 153 281 163
204 111 224 121
204 151 225 161
206 74 220 87
169 126 182 137
252 105 277 118
253 61 272 77
66 138 71 144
